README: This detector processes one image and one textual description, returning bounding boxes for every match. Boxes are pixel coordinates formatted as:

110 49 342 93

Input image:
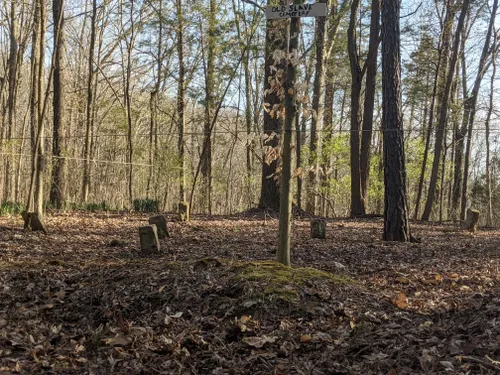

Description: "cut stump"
178 201 190 222
311 218 326 239
139 224 160 254
21 211 47 233
148 215 170 238
463 208 480 233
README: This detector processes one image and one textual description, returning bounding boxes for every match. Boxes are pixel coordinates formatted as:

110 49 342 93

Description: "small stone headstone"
178 201 190 222
463 208 480 233
149 215 170 238
311 218 326 239
139 224 160 254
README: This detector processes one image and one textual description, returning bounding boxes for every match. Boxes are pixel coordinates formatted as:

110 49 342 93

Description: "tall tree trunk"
177 0 186 203
82 0 97 203
485 32 497 227
307 0 328 214
278 0 300 266
259 1 287 211
414 59 440 220
360 0 381 212
422 0 468 221
202 0 216 214
381 0 410 241
50 0 66 209
147 0 163 200
35 0 47 215
123 0 137 207
347 0 365 217
453 0 498 220
5 0 18 202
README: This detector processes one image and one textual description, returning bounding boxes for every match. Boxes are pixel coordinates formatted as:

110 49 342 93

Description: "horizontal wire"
1 127 500 141
0 152 153 167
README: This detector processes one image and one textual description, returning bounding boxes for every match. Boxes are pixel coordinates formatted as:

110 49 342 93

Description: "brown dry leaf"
395 277 410 284
392 292 408 309
422 279 438 285
435 274 443 283
104 333 132 347
55 289 66 299
242 335 276 348
299 334 312 343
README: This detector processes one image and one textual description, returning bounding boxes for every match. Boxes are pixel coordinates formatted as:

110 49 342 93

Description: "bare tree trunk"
50 0 66 209
278 0 300 266
360 0 380 212
347 0 365 217
82 0 97 203
307 0 328 214
5 0 19 202
422 0 468 221
177 0 186 203
147 0 163 199
201 0 216 214
122 0 138 206
454 0 498 220
485 31 497 227
381 0 410 241
259 1 287 211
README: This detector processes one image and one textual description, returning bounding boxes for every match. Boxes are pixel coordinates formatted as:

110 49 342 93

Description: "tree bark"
360 0 381 211
485 31 497 227
201 0 216 214
259 1 287 211
453 0 498 220
50 0 66 209
381 0 410 241
82 0 97 203
5 0 18 202
347 0 365 217
278 1 300 266
307 0 328 214
176 0 187 203
422 0 468 221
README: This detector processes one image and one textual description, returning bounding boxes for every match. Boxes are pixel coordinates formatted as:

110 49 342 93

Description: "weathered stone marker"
311 218 326 239
148 215 170 238
178 201 190 222
139 224 160 254
21 211 47 233
463 208 480 233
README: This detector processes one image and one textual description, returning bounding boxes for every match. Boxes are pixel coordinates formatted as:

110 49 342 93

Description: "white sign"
266 3 327 20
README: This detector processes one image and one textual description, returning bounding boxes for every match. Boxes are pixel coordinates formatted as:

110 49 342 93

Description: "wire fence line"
1 126 499 141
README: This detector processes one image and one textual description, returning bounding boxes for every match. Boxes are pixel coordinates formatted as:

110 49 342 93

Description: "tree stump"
21 211 47 233
178 201 190 222
148 215 170 238
311 218 326 239
139 224 160 254
463 208 480 233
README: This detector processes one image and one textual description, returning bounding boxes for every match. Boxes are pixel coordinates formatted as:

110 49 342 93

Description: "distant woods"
0 0 498 226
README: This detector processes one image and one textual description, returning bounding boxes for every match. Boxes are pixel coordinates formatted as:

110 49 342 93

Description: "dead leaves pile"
0 212 499 374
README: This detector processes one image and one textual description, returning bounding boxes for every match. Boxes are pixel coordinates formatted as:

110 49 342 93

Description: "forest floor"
0 211 499 375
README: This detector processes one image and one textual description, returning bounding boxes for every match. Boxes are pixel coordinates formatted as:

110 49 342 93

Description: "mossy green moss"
232 260 352 302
